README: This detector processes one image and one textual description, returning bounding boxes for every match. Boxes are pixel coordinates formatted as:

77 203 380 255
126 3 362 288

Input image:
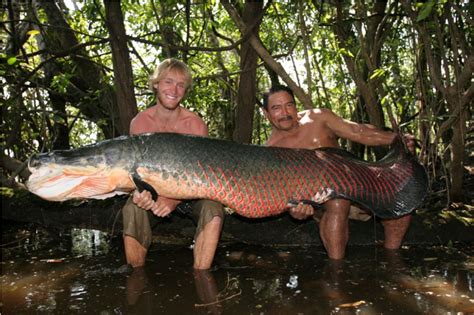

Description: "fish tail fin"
371 157 428 219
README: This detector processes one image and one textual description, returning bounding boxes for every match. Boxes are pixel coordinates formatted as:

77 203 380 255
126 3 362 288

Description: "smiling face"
264 90 299 131
153 69 188 110
148 59 192 111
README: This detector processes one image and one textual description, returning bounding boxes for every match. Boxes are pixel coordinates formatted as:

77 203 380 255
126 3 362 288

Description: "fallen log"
2 192 472 246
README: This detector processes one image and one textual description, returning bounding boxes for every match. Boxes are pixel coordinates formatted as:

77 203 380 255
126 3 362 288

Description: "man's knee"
382 214 412 229
122 196 153 249
193 200 224 219
323 199 351 218
193 200 225 237
382 214 412 248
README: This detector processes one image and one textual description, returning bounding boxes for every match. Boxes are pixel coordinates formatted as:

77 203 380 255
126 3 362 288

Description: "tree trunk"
222 0 313 109
206 9 235 140
38 0 121 138
104 0 138 135
333 1 386 130
0 153 31 180
4 3 43 155
35 17 70 150
400 0 473 201
49 94 70 149
233 0 263 143
450 116 465 200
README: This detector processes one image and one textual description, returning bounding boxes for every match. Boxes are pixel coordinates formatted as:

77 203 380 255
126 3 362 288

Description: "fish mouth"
26 161 133 201
26 164 77 201
26 163 106 201
27 155 60 189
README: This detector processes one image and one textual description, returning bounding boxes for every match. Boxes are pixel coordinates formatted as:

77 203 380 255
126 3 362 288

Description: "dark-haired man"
262 85 414 259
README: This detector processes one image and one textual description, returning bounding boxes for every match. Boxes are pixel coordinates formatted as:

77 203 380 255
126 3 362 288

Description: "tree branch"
221 0 313 108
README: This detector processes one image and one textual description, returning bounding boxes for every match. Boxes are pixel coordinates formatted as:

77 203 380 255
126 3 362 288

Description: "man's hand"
150 196 181 217
132 190 180 217
288 202 314 220
133 190 155 210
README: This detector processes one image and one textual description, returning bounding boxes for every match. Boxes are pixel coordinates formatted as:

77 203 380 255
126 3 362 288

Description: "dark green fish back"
135 133 428 219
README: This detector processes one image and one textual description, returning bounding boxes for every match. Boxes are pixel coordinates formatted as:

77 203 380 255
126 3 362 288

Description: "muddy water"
1 221 473 314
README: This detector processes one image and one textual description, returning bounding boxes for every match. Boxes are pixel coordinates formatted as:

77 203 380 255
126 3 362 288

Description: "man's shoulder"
134 106 155 119
180 107 205 123
181 106 200 117
179 107 208 136
299 108 333 121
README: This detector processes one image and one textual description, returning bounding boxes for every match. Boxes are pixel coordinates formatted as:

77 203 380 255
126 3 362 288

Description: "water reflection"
126 267 148 306
193 269 223 314
391 250 473 313
375 248 474 314
71 228 110 256
1 222 473 314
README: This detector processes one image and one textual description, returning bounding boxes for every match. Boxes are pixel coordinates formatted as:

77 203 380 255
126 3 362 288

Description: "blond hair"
149 58 193 96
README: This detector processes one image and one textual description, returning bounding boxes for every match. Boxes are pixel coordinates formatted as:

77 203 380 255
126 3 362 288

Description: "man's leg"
381 214 412 249
122 196 154 267
192 200 224 270
319 199 351 259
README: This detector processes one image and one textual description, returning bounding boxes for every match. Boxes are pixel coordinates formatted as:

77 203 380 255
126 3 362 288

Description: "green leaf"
338 48 354 58
0 187 15 198
416 1 435 22
51 74 70 94
369 68 386 80
7 57 17 65
27 29 40 36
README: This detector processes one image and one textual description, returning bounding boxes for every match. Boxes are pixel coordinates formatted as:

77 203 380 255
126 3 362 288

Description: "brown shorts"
122 197 224 249
191 199 225 238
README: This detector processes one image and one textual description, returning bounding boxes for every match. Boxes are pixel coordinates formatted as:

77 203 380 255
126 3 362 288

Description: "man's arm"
322 109 416 152
321 109 396 146
129 115 143 136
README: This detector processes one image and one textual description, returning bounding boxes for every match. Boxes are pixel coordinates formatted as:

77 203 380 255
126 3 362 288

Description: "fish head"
26 145 133 201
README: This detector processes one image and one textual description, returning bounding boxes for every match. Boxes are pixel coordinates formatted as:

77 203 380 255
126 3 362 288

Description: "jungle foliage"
1 0 473 203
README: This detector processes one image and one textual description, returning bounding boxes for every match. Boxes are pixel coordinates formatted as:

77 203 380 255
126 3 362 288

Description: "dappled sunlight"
0 259 82 314
392 273 474 313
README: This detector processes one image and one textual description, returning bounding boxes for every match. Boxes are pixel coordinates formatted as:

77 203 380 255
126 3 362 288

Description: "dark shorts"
122 197 224 249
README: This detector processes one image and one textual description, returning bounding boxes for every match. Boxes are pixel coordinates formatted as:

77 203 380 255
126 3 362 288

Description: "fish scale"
27 133 428 219
132 134 427 218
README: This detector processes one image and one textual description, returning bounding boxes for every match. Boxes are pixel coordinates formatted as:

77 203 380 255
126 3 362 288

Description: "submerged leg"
320 198 351 260
124 236 147 268
122 196 153 267
382 214 412 249
192 200 225 270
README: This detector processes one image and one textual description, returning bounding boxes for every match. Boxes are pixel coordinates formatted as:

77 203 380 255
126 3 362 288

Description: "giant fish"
26 133 428 219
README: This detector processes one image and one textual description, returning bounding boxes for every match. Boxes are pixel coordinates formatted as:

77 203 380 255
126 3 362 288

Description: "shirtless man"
262 85 413 259
123 59 224 270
